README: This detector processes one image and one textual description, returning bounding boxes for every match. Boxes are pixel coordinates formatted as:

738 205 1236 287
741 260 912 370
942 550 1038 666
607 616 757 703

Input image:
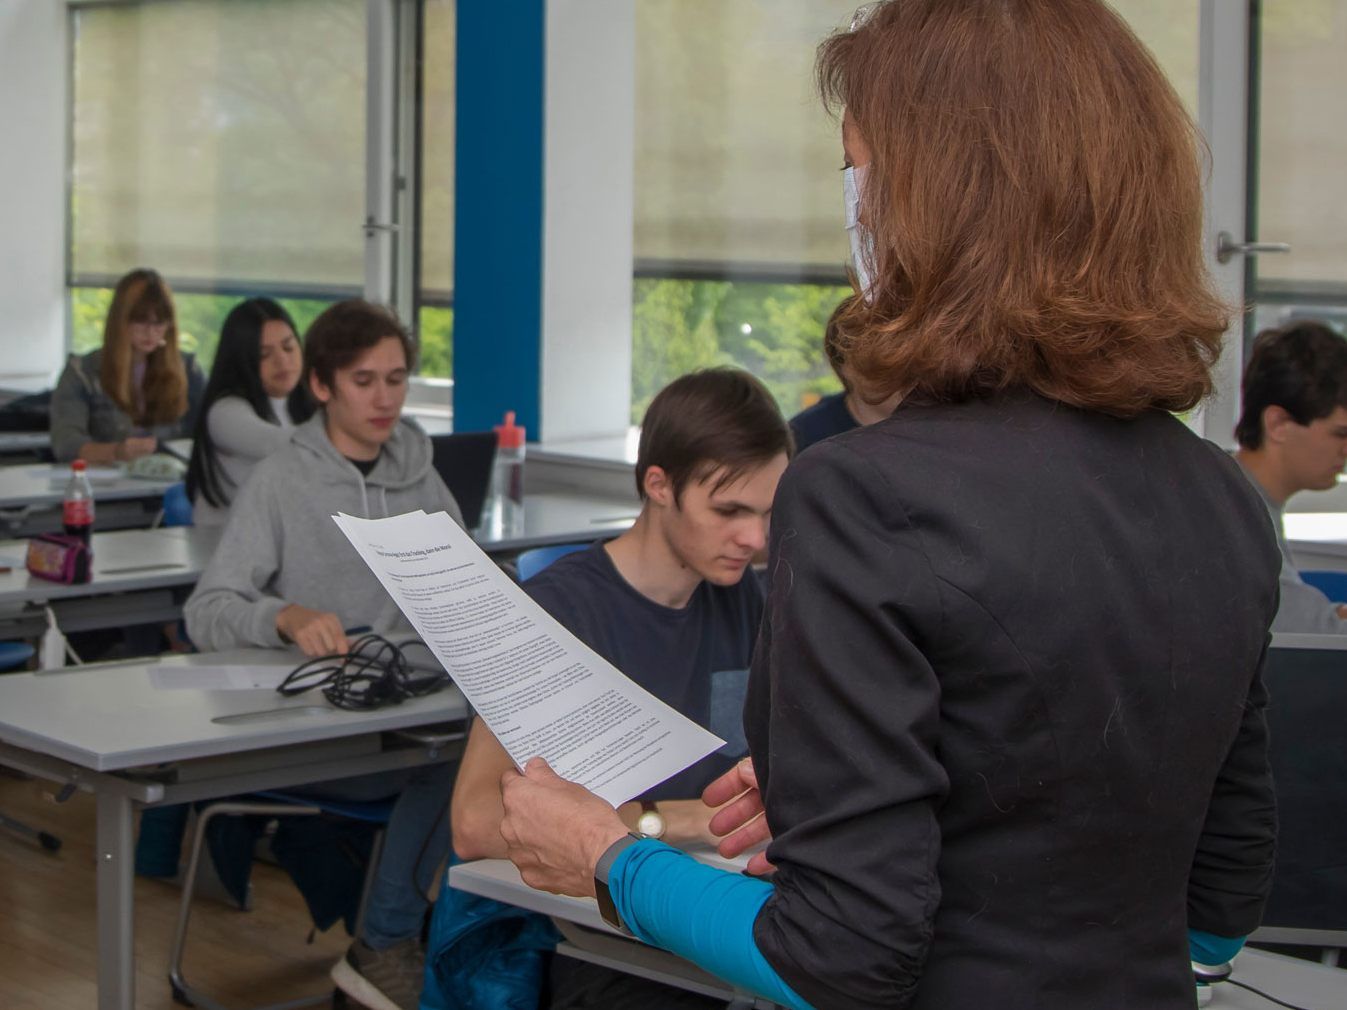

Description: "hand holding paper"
333 510 724 806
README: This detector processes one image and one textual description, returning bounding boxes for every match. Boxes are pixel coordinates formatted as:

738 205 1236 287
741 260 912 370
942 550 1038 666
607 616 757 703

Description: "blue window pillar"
452 1 546 437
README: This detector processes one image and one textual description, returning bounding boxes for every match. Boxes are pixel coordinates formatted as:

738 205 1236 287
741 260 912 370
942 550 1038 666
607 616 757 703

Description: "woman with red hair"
497 3 1279 1007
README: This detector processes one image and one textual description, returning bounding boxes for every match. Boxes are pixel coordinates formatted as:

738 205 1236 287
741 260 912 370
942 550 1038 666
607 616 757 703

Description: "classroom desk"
1284 512 1347 573
452 859 1347 1010
0 461 177 536
0 525 220 637
0 429 51 463
0 648 469 1010
475 491 639 554
451 853 782 1009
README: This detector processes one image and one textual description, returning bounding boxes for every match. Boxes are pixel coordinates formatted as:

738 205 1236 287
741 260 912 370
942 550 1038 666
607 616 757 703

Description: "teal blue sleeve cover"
610 839 815 1010
1188 928 1245 966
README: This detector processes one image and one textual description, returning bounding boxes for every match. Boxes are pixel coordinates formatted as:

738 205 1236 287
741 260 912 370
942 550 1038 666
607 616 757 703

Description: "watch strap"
594 832 645 934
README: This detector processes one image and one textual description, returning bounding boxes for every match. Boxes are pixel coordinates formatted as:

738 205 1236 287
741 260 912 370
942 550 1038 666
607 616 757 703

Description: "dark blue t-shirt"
789 391 857 452
523 540 763 802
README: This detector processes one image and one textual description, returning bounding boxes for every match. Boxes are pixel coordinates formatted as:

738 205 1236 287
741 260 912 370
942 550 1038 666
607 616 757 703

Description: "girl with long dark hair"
186 298 314 526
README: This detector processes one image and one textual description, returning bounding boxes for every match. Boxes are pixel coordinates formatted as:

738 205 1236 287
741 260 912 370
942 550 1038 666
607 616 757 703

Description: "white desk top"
1284 513 1347 545
0 462 176 510
0 431 50 452
0 647 467 772
0 525 220 607
1218 948 1346 1008
451 863 1346 1008
451 847 750 936
476 492 639 554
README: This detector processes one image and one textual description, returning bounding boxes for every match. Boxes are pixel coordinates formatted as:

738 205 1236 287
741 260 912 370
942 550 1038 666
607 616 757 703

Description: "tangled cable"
276 633 451 711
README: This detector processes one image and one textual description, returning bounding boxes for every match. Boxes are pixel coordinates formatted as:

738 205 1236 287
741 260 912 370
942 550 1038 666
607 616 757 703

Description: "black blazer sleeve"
1187 635 1277 937
747 440 948 1009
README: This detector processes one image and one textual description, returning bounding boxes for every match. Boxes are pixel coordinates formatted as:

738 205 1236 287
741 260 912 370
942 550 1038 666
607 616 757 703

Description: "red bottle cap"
72 460 87 472
494 411 526 450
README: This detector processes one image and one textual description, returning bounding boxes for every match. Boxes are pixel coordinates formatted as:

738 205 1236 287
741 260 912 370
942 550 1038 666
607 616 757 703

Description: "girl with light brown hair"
50 268 206 462
493 4 1280 1008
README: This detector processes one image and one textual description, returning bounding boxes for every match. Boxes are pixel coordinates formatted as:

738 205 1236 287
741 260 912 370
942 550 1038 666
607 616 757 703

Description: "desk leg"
95 791 136 1010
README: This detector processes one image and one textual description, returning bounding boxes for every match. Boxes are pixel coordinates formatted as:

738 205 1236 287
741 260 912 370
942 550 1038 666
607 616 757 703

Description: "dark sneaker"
330 937 423 1010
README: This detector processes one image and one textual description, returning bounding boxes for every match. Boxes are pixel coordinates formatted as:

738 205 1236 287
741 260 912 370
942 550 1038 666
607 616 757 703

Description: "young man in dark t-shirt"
447 370 792 1008
452 367 792 856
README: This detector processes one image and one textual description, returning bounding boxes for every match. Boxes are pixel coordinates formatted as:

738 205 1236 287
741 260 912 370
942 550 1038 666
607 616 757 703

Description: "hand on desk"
500 757 628 898
705 758 776 876
118 435 157 461
276 604 349 657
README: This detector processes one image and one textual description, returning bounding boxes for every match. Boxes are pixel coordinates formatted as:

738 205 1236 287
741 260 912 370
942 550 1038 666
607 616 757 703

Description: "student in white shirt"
1234 320 1347 633
185 298 316 526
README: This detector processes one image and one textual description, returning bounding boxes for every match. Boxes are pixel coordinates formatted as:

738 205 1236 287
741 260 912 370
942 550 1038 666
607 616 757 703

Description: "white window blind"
70 0 367 292
1254 2 1347 289
632 0 1200 279
419 0 455 302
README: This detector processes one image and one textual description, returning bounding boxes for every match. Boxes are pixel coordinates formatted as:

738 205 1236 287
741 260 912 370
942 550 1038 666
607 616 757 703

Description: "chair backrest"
1258 642 1347 945
429 432 497 532
0 641 35 672
516 542 589 583
162 481 193 527
1299 569 1347 603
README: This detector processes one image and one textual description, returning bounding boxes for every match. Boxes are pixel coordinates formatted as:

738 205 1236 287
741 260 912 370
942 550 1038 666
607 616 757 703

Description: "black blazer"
746 391 1280 1010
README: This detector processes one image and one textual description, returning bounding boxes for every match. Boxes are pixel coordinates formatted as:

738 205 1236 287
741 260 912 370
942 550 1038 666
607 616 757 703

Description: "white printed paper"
333 509 725 806
149 665 295 691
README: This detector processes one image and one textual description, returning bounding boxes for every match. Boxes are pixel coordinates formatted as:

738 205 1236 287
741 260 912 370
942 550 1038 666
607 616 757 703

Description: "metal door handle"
1217 231 1291 264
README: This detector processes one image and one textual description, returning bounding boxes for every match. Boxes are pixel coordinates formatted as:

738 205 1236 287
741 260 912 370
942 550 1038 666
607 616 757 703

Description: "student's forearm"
76 441 122 465
184 591 288 652
611 839 814 1010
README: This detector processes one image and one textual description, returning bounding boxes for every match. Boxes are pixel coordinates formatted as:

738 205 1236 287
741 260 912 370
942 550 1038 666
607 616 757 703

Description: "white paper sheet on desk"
333 509 725 807
148 665 294 691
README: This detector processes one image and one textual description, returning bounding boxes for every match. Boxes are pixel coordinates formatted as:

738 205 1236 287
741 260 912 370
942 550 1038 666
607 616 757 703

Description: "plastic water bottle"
486 411 526 539
62 460 95 545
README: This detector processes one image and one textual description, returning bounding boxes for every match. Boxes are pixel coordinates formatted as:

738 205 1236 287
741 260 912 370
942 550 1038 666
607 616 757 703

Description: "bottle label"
63 499 93 527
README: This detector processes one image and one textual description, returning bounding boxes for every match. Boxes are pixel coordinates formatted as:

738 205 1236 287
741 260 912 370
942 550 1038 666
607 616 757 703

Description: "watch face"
637 810 666 839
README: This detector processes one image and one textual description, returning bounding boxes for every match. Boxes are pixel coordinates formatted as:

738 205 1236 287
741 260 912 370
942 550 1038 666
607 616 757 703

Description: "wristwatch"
636 800 667 840
594 832 644 934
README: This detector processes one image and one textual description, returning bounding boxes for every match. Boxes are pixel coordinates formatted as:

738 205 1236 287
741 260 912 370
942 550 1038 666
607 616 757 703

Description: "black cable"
1224 978 1318 1010
276 633 451 711
277 635 457 914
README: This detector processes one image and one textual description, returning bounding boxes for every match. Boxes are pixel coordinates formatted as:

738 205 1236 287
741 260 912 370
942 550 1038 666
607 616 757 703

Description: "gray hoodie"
185 413 463 651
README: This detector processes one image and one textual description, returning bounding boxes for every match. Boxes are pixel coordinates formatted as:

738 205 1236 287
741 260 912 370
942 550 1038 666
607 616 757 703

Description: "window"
418 0 456 379
69 0 367 296
67 0 457 383
631 1 858 422
629 1 1204 424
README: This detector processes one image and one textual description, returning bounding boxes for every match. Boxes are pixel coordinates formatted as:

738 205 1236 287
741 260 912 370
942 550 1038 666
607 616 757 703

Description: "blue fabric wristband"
610 839 814 1010
1188 927 1246 967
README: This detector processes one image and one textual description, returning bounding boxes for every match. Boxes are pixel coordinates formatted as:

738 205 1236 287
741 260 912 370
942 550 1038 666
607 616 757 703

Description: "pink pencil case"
26 533 92 584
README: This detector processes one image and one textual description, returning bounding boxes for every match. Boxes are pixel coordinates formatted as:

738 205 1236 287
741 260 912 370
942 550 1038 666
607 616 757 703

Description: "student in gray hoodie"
186 300 462 1010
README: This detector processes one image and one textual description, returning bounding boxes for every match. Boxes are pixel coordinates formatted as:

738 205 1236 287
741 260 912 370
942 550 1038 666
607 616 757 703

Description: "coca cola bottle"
62 460 95 545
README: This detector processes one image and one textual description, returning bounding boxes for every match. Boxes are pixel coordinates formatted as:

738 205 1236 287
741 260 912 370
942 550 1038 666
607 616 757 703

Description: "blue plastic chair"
0 642 35 672
168 790 394 1009
516 542 589 582
162 481 193 527
1301 569 1347 603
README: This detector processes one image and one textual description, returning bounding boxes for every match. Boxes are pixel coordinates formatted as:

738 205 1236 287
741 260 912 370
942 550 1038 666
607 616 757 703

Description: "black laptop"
429 431 498 531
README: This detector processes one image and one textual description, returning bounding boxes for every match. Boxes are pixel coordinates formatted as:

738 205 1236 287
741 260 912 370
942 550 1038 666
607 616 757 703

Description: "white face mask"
844 164 876 300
